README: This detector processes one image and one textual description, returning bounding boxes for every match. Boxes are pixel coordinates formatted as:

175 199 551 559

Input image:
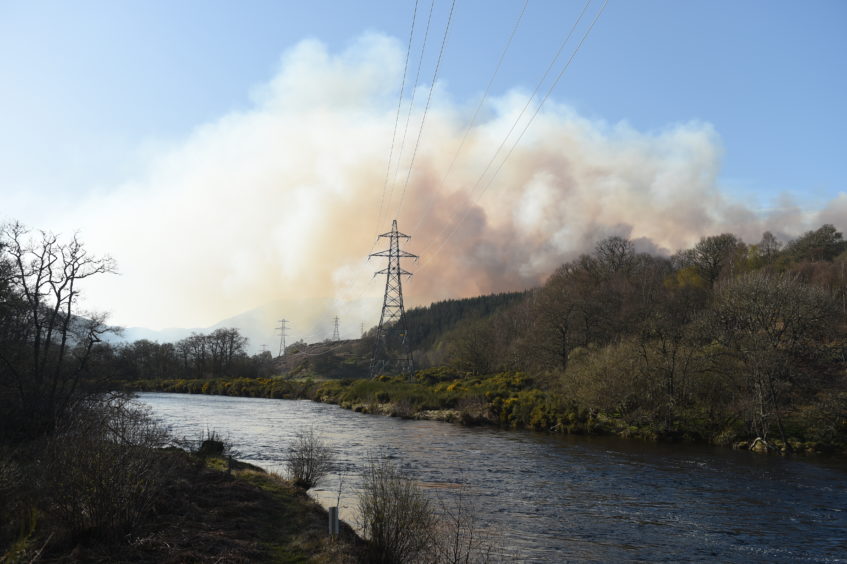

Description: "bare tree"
43 394 171 539
594 235 636 275
785 224 846 262
688 233 747 286
757 231 783 264
207 327 248 376
712 271 835 449
433 482 501 564
448 319 496 376
182 333 209 377
0 222 116 438
357 457 436 564
285 427 334 490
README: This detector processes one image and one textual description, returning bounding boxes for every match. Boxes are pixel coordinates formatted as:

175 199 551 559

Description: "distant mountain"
110 296 382 354
108 292 530 355
114 326 201 344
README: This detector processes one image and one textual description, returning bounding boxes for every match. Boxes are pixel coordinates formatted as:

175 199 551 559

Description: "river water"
137 392 847 563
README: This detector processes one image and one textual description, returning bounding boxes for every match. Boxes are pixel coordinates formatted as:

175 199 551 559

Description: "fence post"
328 506 339 536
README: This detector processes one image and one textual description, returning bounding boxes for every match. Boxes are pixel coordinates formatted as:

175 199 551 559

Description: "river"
137 392 847 563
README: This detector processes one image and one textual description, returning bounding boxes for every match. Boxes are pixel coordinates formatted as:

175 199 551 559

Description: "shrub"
41 394 172 540
433 482 502 564
357 457 436 564
0 449 31 554
284 427 333 490
191 428 232 458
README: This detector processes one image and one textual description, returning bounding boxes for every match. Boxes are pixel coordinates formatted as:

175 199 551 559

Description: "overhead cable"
413 0 608 276
375 0 420 241
380 0 437 231
412 0 529 234
394 0 458 218
413 0 593 266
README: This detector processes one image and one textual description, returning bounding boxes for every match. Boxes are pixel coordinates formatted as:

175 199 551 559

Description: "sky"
1 0 845 342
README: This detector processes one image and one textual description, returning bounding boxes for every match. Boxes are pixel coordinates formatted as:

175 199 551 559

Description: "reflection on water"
137 392 847 563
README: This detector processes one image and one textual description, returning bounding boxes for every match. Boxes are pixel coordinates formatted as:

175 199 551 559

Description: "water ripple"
138 393 847 563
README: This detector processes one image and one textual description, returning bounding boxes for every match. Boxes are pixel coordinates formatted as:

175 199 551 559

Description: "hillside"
267 291 529 379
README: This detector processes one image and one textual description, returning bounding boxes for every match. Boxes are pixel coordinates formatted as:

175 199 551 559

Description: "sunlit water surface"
137 392 847 563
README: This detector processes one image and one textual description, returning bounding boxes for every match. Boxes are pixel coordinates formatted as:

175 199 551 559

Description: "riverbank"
1 447 362 563
126 371 847 456
137 391 847 562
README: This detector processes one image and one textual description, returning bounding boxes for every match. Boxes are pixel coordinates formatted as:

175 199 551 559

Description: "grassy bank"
2 447 362 563
128 369 847 456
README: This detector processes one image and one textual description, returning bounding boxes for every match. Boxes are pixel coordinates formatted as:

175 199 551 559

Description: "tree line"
7 218 843 454
436 224 846 450
100 327 273 382
0 220 279 440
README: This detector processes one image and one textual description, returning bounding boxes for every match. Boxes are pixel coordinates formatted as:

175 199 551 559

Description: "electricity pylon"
369 219 417 377
276 318 289 357
332 316 340 342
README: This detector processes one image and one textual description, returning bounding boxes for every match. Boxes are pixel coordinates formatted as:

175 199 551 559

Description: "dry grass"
29 451 362 563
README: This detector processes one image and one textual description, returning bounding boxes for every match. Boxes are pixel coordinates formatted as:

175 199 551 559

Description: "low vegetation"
358 457 437 564
0 397 365 562
285 427 334 490
357 456 501 564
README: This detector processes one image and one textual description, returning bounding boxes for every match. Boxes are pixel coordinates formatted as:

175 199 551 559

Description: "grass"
128 370 847 454
20 450 362 563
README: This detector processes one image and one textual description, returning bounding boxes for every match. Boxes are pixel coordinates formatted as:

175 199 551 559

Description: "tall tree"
784 224 846 262
0 222 116 438
689 233 747 287
711 271 834 448
757 231 783 264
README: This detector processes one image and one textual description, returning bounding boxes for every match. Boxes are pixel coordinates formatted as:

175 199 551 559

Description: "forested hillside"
405 291 528 351
417 224 847 451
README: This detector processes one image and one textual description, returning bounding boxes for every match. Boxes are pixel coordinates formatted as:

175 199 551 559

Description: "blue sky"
1 1 845 333
2 0 844 211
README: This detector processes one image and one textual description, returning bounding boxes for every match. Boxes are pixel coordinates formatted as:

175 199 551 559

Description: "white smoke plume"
63 33 843 343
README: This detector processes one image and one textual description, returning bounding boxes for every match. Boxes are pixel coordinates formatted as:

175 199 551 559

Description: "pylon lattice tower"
369 219 417 377
276 318 289 357
332 316 340 342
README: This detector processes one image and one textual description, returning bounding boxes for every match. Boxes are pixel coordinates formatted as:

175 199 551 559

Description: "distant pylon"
276 318 289 356
369 219 417 377
332 316 340 341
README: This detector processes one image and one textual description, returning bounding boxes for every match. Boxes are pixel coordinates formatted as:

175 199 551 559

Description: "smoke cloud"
67 33 843 341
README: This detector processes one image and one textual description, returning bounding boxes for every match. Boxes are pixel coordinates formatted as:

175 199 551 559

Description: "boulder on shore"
750 437 770 454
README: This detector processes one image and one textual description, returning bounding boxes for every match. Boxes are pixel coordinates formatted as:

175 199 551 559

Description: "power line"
380 0 437 233
376 0 420 240
412 0 529 234
412 0 592 264
414 0 607 274
332 315 341 341
458 0 592 201
394 0 457 218
479 0 609 203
